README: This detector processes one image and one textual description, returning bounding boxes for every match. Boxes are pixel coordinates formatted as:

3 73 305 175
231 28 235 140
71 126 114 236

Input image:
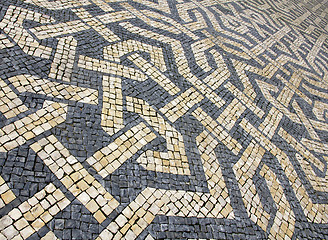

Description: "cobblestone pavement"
0 0 328 239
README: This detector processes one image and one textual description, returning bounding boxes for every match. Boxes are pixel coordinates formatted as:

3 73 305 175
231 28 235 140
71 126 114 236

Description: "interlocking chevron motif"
0 0 328 239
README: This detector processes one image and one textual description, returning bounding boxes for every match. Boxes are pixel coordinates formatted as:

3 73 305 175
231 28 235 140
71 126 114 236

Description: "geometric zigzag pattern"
0 0 328 239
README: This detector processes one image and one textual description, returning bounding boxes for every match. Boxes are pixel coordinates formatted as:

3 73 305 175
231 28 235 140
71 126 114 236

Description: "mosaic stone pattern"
0 0 328 239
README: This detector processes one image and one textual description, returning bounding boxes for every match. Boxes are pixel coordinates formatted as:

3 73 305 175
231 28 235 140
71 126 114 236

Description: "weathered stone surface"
0 0 328 239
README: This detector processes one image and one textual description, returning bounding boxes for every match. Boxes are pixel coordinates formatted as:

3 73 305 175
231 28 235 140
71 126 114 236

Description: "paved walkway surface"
0 0 328 239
